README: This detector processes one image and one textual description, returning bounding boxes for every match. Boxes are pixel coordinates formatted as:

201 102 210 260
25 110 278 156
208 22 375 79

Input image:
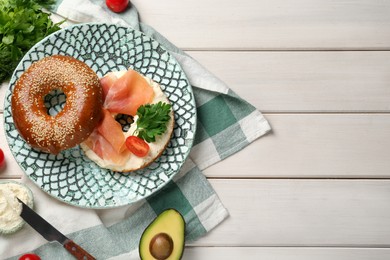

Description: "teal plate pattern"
3 23 196 208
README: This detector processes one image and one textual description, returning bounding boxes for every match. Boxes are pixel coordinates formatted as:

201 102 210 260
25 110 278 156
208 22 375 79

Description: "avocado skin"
139 208 185 260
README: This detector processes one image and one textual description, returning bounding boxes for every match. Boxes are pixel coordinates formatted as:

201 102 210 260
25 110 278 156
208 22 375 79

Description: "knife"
17 198 96 260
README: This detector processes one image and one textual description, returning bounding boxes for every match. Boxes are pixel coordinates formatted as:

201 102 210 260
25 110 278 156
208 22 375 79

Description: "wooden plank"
132 0 390 50
2 114 390 179
204 114 390 178
183 247 390 260
190 179 390 247
2 51 390 113
187 51 390 113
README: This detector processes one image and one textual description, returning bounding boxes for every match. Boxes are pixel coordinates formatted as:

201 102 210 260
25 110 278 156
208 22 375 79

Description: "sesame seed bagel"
11 55 103 154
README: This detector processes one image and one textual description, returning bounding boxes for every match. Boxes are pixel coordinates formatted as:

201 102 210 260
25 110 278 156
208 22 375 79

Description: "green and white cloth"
0 1 271 259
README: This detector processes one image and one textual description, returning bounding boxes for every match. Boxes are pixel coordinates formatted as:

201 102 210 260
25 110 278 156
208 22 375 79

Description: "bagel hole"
115 114 134 132
44 89 66 116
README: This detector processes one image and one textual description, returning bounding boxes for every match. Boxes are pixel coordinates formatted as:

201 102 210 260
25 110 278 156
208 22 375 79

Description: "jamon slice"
97 109 125 154
84 129 130 165
99 72 117 101
103 69 154 116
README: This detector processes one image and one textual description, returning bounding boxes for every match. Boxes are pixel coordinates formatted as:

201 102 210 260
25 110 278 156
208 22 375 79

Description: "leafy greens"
0 0 63 83
134 101 172 143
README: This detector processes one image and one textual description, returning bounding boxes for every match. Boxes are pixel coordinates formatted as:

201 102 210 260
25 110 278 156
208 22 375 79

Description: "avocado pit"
149 232 174 260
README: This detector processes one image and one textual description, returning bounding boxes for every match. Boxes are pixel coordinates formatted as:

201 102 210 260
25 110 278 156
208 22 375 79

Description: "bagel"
80 70 174 172
11 55 103 154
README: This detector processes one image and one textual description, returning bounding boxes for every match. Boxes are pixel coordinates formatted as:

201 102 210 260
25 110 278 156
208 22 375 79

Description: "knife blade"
17 198 96 260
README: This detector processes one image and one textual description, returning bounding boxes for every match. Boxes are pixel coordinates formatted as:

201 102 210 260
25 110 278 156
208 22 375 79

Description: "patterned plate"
3 23 196 208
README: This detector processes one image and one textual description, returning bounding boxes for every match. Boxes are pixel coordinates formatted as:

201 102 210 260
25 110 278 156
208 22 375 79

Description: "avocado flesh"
139 209 185 260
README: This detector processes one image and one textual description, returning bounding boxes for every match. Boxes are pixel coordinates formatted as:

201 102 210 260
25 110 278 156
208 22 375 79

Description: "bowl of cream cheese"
0 181 34 235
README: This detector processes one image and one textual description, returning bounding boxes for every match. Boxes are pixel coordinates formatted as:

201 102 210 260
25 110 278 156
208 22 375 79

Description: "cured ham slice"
84 109 129 165
103 69 154 116
97 109 125 154
83 130 104 159
84 129 130 165
100 72 118 101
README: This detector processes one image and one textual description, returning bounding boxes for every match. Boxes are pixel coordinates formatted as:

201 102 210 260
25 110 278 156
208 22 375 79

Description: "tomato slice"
125 136 150 157
106 0 129 13
19 254 41 260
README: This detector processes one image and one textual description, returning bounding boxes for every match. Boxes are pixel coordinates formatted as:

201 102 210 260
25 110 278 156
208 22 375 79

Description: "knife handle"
64 239 96 260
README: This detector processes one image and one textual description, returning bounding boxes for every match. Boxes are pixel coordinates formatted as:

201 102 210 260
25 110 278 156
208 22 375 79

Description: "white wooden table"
1 0 390 259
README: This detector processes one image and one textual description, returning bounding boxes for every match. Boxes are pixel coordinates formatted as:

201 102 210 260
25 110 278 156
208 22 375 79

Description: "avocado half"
139 209 185 260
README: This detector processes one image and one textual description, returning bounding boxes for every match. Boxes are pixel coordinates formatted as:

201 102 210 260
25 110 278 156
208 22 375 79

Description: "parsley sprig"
0 0 63 83
134 102 172 143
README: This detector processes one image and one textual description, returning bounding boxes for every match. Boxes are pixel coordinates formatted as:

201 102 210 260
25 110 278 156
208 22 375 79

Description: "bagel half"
80 71 174 172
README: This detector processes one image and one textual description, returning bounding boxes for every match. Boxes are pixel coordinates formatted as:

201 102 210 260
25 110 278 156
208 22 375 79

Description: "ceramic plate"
4 23 196 208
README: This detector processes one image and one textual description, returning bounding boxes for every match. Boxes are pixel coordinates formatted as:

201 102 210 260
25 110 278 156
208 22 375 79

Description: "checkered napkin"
0 1 271 259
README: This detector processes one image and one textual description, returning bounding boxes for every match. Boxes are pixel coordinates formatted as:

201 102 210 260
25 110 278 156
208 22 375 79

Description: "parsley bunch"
135 102 172 143
0 0 63 83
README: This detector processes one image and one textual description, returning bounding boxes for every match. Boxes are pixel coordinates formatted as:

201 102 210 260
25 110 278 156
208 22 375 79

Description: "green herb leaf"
0 0 63 83
134 102 172 143
2 34 14 44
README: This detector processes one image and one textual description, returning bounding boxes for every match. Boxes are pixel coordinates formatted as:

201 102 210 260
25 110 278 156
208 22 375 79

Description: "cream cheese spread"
0 182 33 234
